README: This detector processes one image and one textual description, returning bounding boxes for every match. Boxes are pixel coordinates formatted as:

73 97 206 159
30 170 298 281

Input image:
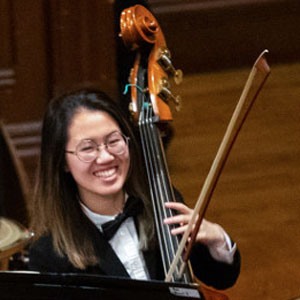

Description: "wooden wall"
0 0 48 123
47 0 119 98
0 0 119 124
150 0 300 73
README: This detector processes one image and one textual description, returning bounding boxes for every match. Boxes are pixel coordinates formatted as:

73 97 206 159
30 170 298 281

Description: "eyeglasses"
66 131 129 162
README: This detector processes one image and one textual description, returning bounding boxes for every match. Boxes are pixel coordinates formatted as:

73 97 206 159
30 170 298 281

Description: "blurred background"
0 1 299 299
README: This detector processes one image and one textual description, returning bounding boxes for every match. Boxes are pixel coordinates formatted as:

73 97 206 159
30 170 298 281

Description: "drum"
0 217 33 269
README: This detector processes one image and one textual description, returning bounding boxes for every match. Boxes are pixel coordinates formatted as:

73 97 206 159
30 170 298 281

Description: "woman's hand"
164 202 226 249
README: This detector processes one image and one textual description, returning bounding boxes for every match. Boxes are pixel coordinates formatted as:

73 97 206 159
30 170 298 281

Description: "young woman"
28 89 240 290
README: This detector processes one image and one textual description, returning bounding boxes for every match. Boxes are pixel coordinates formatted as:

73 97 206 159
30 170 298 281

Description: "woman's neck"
79 191 126 216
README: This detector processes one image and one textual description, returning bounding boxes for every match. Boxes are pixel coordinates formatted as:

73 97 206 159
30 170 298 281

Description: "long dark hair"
30 89 155 269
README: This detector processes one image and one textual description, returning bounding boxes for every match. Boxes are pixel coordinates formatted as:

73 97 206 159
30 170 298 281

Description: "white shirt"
81 203 236 280
81 203 149 280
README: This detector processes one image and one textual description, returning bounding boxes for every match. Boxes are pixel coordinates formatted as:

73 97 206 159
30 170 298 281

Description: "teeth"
95 168 116 178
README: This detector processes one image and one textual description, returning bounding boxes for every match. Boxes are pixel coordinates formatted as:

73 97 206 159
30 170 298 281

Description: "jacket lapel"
89 222 130 277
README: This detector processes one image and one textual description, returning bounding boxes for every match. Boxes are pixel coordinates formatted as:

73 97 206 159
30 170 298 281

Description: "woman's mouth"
94 167 117 179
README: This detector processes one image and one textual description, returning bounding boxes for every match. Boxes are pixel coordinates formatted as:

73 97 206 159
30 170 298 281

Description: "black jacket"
28 219 240 290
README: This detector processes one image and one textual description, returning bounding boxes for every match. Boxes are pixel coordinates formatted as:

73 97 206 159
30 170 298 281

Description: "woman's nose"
95 146 114 162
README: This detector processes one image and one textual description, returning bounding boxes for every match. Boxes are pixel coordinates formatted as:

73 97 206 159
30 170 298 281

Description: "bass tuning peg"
157 48 183 85
158 78 182 111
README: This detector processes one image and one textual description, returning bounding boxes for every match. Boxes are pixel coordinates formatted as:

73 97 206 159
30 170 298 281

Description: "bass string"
138 97 190 282
138 102 173 272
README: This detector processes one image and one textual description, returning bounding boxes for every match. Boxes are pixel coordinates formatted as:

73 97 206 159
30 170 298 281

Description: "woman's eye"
80 144 95 152
108 139 119 145
107 137 122 147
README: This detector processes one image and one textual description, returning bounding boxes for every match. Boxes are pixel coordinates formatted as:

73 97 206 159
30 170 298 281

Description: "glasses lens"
106 132 127 155
77 140 97 162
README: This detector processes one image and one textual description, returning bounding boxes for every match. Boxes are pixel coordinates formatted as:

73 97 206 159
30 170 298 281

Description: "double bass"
119 5 270 300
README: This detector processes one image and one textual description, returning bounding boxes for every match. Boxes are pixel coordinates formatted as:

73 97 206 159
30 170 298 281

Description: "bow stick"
166 49 271 282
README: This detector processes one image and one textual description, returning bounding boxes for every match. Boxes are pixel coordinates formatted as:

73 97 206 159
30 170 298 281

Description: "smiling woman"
27 88 240 291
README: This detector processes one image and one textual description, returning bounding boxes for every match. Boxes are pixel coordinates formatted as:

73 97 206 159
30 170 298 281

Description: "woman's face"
65 109 130 208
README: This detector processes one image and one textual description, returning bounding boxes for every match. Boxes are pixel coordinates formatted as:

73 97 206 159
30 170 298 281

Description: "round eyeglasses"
66 131 130 162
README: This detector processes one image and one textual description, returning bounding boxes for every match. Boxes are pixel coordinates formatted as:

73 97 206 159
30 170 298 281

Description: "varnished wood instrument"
120 4 191 285
120 5 270 300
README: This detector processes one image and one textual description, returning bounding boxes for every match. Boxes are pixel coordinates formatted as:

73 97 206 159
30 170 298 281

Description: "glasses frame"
65 131 130 162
